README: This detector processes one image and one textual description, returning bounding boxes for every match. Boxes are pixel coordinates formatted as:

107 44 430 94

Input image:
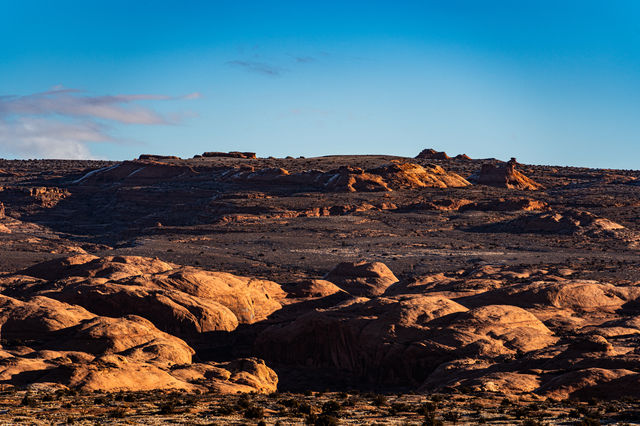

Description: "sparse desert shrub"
213 402 235 415
390 401 411 414
416 401 437 415
371 394 387 406
578 417 601 426
322 400 341 415
244 405 264 419
422 412 444 426
298 401 313 415
306 413 339 426
237 393 252 409
431 394 444 403
20 392 36 407
343 396 360 407
443 411 460 424
109 407 127 418
278 398 299 408
157 399 184 415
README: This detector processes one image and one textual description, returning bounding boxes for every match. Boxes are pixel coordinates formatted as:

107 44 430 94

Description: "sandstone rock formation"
470 158 544 190
284 279 345 298
0 289 278 392
482 209 638 245
459 197 548 212
369 163 470 189
416 149 450 160
1 153 640 403
74 160 197 184
202 151 257 159
10 255 285 337
323 261 398 297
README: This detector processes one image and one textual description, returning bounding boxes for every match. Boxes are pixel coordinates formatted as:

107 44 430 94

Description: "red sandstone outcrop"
138 154 181 161
416 149 450 160
11 256 285 337
256 294 469 386
484 210 636 244
454 154 471 160
369 163 470 189
470 158 544 190
202 151 257 159
460 197 548 212
323 261 399 297
225 162 469 192
284 279 346 298
0 257 281 393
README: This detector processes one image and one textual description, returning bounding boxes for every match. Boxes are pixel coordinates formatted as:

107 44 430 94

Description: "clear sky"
1 1 639 168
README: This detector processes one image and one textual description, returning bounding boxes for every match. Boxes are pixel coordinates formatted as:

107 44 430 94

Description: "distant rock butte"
416 148 451 160
471 158 544 190
202 151 257 159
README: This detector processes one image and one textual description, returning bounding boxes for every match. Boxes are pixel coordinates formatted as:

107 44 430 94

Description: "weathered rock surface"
9 255 285 337
323 261 399 297
202 151 257 159
0 257 281 393
480 209 639 246
470 159 544 190
416 149 450 160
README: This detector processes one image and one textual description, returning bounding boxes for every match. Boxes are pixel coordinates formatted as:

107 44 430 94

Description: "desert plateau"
3 2 640 424
0 151 639 424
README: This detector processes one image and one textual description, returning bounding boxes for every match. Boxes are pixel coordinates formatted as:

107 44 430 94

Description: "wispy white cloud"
226 60 284 76
0 87 200 159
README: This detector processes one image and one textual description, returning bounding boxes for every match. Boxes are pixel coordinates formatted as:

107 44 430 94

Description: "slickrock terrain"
1 150 640 423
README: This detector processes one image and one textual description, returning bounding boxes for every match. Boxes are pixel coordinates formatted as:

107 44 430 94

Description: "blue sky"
1 1 639 168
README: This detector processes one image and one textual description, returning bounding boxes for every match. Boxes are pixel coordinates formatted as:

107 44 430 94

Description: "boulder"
324 261 399 297
284 280 346 298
